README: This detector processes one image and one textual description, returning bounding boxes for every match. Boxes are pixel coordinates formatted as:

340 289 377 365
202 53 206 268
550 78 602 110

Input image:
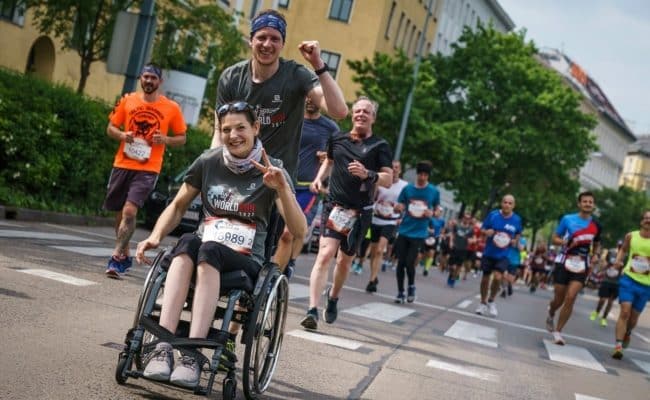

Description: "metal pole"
121 0 156 95
394 0 434 161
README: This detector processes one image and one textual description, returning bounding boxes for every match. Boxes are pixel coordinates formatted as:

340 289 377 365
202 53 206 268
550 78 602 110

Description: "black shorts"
171 233 261 279
449 249 469 266
320 201 372 257
481 256 509 275
370 223 397 243
552 262 587 285
103 167 158 211
598 281 619 298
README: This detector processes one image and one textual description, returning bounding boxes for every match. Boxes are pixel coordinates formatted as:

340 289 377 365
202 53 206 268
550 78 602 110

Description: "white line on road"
633 331 650 344
0 220 22 227
0 230 97 242
444 320 498 348
456 299 473 309
426 358 499 382
343 302 415 323
575 394 607 400
17 269 96 286
543 340 607 373
49 246 157 258
289 283 310 299
631 358 650 375
286 329 363 350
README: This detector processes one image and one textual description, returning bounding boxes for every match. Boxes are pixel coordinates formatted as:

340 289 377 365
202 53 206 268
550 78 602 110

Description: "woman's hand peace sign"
251 149 287 191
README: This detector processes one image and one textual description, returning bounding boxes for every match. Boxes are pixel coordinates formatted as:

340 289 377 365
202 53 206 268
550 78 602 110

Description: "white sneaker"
143 342 174 381
475 303 488 315
170 355 201 388
552 331 565 345
488 302 498 317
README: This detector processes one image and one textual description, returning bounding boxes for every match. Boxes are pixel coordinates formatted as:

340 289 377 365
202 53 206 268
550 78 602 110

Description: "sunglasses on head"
217 101 256 119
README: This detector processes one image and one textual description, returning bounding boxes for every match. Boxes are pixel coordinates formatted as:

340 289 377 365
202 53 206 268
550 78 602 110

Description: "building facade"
620 136 650 193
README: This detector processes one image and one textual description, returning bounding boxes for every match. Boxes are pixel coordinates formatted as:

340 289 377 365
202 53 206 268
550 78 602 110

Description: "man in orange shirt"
103 64 187 278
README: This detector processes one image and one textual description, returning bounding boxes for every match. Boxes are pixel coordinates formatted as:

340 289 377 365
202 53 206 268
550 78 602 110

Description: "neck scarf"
223 139 263 175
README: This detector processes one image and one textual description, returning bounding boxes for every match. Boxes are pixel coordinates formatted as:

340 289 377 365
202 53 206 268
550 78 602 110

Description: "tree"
152 0 246 119
594 186 650 248
429 25 597 226
26 0 136 93
347 51 464 182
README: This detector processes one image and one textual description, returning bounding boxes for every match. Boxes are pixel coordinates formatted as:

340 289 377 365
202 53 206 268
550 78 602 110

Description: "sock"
424 258 433 268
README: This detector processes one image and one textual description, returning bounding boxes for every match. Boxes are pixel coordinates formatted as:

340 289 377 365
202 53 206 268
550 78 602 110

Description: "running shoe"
600 318 608 327
351 262 363 275
589 310 598 321
105 256 127 279
218 339 236 372
488 302 498 317
381 260 387 272
143 342 174 381
612 343 624 360
365 278 378 293
500 289 507 298
170 355 200 388
545 314 555 332
423 269 429 277
394 292 405 304
407 285 416 303
552 331 565 345
622 331 631 348
283 259 295 279
300 308 319 330
475 303 488 315
323 287 338 324
507 284 513 296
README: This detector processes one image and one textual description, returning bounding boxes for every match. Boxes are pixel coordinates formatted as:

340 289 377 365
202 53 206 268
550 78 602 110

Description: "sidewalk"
0 205 113 227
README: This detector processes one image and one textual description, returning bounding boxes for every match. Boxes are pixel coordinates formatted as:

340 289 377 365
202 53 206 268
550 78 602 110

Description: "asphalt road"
1 218 649 400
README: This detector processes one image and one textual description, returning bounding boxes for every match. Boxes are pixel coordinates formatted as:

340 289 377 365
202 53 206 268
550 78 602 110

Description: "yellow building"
620 137 650 193
0 1 440 106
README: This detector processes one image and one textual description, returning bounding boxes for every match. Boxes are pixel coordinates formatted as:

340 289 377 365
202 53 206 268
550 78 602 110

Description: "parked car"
142 168 202 234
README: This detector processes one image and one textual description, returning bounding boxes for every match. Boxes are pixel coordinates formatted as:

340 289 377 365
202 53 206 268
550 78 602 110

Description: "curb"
1 206 114 227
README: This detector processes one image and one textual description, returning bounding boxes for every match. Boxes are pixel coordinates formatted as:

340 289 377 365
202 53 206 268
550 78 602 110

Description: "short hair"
353 96 379 116
578 191 595 202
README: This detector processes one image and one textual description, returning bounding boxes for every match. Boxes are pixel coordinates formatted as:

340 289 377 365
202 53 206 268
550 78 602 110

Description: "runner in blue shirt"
475 194 522 317
393 161 440 303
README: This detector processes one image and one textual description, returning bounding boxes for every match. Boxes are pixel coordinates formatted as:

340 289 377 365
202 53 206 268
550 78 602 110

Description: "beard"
141 82 158 94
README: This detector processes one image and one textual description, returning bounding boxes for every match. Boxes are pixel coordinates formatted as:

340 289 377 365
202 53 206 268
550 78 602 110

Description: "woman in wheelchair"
134 101 307 388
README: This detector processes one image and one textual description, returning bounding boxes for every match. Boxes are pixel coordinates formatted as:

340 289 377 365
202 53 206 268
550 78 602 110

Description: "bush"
0 68 211 215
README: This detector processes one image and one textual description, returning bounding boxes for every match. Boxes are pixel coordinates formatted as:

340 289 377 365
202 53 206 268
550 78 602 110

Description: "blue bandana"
250 13 286 42
141 65 162 79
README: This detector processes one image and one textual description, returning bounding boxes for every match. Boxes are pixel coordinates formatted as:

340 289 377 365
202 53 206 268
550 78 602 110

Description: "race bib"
326 206 358 236
124 137 152 161
630 255 650 274
534 257 543 264
492 232 511 249
425 236 436 246
605 267 620 278
564 255 586 273
407 200 427 218
375 202 394 218
202 217 256 255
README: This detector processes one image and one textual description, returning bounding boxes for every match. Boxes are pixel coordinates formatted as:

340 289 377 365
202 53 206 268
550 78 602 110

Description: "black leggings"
394 235 424 292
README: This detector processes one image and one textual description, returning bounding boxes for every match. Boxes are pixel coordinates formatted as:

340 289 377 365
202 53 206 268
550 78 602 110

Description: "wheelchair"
114 242 290 399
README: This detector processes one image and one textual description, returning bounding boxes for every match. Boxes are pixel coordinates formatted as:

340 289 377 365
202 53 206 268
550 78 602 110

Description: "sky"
498 0 650 136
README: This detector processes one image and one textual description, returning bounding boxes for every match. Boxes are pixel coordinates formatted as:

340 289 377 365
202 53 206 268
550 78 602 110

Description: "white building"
538 48 636 191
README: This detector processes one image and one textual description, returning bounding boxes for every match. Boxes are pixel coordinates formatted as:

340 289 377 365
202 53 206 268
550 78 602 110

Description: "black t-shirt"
326 132 393 209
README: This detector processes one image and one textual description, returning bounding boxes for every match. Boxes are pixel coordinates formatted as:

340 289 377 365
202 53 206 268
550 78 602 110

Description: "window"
329 0 353 23
0 0 25 26
219 0 230 6
412 31 421 57
278 0 290 8
321 50 341 79
384 1 396 39
250 0 261 19
406 26 416 56
394 12 404 49
401 19 411 49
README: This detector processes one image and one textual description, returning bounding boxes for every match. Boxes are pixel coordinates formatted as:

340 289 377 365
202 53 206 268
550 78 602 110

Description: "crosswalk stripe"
342 302 415 323
49 246 157 258
17 269 96 286
289 283 310 299
425 357 499 382
456 299 472 309
286 329 362 350
575 394 607 400
444 320 498 348
543 340 607 373
631 358 650 375
0 230 97 242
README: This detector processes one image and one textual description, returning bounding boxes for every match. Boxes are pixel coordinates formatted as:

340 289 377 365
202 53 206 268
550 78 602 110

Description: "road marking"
0 221 22 227
17 269 96 286
543 340 607 373
456 299 472 309
575 394 607 400
444 320 498 348
50 246 157 258
289 283 310 300
425 357 499 382
633 331 650 344
286 329 362 350
0 230 97 242
343 302 415 323
631 358 650 375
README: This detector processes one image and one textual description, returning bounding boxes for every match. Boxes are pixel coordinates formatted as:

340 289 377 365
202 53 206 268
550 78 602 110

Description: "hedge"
0 68 211 216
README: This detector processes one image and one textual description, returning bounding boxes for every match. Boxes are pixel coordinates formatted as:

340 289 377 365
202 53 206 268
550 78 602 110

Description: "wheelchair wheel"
242 271 289 399
222 373 237 400
115 352 131 385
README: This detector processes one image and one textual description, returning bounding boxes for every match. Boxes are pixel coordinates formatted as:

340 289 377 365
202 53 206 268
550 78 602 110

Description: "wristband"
365 170 378 184
315 63 329 76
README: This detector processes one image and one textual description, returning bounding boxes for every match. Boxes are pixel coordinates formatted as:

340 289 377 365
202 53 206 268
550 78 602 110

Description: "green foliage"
0 68 210 215
594 186 650 248
152 0 247 120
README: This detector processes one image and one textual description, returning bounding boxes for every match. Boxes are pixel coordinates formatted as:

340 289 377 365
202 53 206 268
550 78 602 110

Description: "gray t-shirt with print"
217 58 319 176
184 147 293 265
